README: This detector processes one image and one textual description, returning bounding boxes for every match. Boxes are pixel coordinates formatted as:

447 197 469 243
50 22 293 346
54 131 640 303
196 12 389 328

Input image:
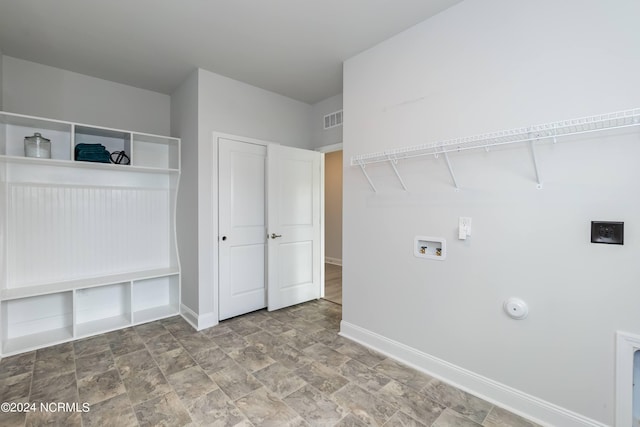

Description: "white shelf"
2 268 179 301
0 154 179 174
1 292 74 355
132 133 180 170
132 275 180 324
75 125 130 140
0 112 73 161
76 315 132 338
351 107 640 191
0 112 72 131
2 327 74 356
76 282 132 337
134 305 179 325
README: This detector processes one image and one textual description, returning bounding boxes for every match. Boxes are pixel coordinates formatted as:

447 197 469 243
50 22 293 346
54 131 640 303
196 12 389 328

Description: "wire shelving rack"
350 108 640 192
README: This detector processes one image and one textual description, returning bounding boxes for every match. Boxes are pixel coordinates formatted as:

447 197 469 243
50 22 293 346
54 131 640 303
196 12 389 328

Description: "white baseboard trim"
325 257 342 266
179 304 198 329
180 304 218 331
340 321 608 427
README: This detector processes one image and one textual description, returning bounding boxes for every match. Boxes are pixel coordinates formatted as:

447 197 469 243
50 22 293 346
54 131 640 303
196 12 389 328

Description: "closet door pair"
218 137 322 320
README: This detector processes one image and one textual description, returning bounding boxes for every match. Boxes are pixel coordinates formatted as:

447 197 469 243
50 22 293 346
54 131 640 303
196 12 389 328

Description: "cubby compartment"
1 113 72 160
414 236 447 260
133 275 179 324
132 133 180 170
1 292 74 355
76 283 132 337
74 125 131 164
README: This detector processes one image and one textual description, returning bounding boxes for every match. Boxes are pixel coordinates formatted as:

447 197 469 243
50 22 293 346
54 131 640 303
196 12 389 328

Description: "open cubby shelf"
0 111 181 356
0 111 179 170
76 315 132 339
2 327 74 356
1 274 180 355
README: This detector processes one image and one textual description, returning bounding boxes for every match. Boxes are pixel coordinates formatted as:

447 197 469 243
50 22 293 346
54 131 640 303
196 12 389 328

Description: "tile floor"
0 299 541 426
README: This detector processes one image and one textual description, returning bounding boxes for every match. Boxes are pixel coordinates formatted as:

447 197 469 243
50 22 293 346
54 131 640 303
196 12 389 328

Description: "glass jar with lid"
24 132 51 159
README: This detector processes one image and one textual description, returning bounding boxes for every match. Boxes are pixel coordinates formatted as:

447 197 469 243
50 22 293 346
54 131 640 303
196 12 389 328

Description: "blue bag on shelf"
75 143 111 163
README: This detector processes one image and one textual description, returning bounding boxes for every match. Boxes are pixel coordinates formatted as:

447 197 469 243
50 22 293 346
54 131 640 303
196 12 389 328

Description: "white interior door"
267 144 323 311
218 139 267 320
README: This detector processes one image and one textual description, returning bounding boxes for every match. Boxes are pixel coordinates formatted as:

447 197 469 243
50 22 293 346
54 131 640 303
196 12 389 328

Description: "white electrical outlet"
458 217 472 239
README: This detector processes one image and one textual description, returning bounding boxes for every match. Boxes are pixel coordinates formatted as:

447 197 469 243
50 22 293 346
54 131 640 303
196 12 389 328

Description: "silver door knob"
270 233 282 239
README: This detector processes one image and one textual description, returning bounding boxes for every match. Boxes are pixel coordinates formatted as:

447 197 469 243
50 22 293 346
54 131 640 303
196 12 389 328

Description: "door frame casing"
316 142 343 154
212 132 325 322
316 143 341 270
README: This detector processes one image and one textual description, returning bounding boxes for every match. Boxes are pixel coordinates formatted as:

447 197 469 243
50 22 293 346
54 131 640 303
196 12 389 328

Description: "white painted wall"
342 1 640 425
2 56 170 135
170 68 312 326
311 93 343 149
197 69 312 151
171 69 199 315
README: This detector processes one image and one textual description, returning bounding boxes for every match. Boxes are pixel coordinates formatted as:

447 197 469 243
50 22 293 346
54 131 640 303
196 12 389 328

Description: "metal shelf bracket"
387 155 408 191
528 132 543 189
358 160 377 192
443 152 460 191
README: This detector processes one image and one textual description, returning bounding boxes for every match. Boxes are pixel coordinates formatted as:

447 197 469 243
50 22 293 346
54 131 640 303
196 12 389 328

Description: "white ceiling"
0 0 463 104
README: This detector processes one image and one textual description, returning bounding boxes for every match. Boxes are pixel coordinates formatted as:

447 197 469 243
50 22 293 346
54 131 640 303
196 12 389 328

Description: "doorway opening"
216 134 323 321
616 331 640 426
634 350 640 426
322 147 342 305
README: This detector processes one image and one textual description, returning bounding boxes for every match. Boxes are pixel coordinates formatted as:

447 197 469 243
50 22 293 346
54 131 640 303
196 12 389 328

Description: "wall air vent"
324 110 343 130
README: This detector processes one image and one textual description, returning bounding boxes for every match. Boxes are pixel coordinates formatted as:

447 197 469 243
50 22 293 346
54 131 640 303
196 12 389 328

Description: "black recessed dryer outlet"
591 221 624 245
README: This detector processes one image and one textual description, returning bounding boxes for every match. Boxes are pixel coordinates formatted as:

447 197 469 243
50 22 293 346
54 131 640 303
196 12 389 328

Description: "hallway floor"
0 299 540 426
324 263 342 305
